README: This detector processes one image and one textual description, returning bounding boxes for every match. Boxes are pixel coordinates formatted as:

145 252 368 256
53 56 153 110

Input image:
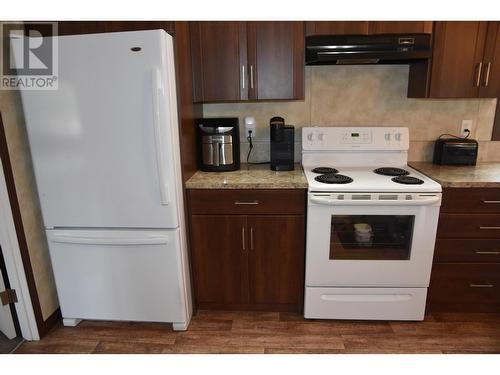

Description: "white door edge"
0 157 39 340
0 264 17 339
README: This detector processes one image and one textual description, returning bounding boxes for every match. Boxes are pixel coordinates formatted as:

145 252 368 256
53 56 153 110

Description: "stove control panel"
340 130 372 144
302 127 409 151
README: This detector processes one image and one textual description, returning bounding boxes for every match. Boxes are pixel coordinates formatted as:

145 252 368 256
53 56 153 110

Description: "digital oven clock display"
351 133 360 137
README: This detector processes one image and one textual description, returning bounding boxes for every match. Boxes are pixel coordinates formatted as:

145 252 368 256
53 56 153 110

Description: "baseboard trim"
38 308 61 338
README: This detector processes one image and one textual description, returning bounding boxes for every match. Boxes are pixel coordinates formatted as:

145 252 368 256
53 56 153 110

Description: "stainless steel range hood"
305 34 432 65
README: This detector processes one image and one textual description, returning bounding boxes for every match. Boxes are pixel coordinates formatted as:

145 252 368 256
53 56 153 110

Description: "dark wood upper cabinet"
247 22 304 100
487 22 500 140
306 21 369 35
410 22 500 100
190 22 247 102
428 22 488 98
368 21 433 34
306 21 431 36
479 22 500 98
190 21 304 102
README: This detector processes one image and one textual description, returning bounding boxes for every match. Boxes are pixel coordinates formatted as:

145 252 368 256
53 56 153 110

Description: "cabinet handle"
242 227 246 250
241 65 246 89
250 227 254 250
250 65 254 89
479 226 500 230
482 200 500 204
469 283 494 288
475 250 500 255
483 62 491 86
475 62 483 87
234 200 259 205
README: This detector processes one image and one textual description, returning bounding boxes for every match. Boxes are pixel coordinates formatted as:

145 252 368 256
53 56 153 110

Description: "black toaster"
433 138 478 166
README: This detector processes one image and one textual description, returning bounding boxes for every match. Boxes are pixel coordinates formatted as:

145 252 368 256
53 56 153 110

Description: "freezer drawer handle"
482 200 500 204
152 68 170 206
51 235 169 246
479 226 500 230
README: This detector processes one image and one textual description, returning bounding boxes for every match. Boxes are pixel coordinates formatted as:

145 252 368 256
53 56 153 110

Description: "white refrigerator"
15 30 192 330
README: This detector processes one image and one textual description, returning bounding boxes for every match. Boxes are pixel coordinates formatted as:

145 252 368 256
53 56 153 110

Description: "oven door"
306 193 441 287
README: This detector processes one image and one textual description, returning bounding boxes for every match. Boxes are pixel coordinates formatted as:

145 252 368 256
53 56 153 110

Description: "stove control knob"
395 133 402 142
307 132 315 141
384 133 391 141
317 133 325 141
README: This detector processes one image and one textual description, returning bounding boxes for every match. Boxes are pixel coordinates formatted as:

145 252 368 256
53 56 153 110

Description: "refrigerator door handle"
152 68 170 206
50 234 169 246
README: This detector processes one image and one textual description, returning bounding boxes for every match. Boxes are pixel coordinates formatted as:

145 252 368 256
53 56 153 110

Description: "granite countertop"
409 162 500 188
185 163 308 189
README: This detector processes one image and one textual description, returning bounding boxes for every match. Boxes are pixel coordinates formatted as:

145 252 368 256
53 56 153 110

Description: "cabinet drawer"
441 188 500 213
438 213 500 238
428 263 500 312
434 239 500 263
188 189 305 215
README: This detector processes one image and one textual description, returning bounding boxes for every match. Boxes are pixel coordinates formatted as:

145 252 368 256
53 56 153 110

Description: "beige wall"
203 65 500 163
0 89 59 320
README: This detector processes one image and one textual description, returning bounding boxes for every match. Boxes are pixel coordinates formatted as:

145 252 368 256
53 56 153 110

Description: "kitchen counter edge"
185 163 308 189
409 161 500 188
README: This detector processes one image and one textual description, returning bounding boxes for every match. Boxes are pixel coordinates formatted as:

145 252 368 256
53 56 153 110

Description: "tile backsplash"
203 65 499 163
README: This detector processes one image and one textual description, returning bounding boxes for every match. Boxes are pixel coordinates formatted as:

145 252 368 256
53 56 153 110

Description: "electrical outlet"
460 120 473 138
244 116 256 138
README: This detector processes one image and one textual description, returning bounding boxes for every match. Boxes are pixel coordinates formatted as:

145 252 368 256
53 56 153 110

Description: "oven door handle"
310 196 441 206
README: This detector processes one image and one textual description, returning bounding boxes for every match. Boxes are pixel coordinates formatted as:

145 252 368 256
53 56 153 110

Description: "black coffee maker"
270 117 294 171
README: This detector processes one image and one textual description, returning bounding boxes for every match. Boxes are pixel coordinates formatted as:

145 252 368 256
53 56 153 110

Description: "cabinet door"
306 21 369 35
429 22 488 98
190 215 248 306
190 22 247 102
247 22 304 100
479 22 500 98
368 21 433 34
247 215 305 310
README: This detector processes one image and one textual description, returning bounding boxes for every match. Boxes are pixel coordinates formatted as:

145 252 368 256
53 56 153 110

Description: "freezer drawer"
46 229 188 324
304 287 427 321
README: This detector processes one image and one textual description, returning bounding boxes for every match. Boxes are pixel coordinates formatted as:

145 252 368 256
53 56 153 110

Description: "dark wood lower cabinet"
191 213 305 312
428 263 500 312
428 187 500 313
247 216 305 307
190 215 248 306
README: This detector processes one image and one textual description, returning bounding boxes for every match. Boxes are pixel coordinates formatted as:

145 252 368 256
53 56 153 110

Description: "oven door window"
330 215 415 260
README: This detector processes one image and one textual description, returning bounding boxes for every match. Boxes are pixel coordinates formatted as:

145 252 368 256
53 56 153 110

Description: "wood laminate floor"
14 311 500 354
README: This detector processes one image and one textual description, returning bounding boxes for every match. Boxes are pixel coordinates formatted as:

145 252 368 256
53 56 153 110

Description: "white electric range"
302 127 442 321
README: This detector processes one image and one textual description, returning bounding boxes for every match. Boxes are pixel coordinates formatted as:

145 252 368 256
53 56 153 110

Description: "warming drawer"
304 287 427 321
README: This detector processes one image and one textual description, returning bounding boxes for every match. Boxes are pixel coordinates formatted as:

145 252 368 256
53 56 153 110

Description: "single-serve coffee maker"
196 117 240 172
270 117 295 171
